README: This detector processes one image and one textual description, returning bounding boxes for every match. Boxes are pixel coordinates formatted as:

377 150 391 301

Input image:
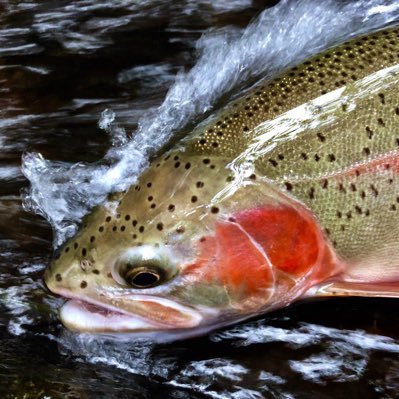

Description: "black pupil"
131 272 158 287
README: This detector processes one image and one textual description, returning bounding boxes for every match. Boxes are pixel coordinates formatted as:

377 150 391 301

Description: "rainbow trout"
45 27 399 339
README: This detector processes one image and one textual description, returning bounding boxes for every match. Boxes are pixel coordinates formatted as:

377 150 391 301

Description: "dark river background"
1 1 399 398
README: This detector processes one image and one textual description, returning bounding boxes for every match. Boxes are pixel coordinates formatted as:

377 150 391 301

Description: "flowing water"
2 0 399 398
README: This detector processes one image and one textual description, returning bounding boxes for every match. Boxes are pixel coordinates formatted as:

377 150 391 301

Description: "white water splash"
56 319 399 397
212 321 399 384
21 0 399 247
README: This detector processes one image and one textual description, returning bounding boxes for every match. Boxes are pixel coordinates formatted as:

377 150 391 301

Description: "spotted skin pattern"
46 28 399 335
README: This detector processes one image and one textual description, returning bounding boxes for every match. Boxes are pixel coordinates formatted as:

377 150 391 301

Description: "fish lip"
54 288 203 333
60 299 162 333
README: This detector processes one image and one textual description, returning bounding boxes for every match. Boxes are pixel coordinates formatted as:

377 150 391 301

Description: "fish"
45 27 399 340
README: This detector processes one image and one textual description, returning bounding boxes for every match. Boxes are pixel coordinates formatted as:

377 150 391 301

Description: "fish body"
46 27 399 339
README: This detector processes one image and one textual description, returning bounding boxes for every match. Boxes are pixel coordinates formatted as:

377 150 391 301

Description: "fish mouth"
59 296 203 333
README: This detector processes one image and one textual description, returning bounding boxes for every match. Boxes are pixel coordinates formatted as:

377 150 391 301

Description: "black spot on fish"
80 281 87 289
56 274 62 282
370 184 379 196
301 153 308 160
284 182 293 191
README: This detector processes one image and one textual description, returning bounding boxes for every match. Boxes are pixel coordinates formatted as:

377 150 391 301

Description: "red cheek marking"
184 224 273 297
184 204 337 301
215 222 274 295
235 207 320 276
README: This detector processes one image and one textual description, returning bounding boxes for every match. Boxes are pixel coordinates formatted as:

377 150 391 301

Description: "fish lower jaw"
59 297 203 333
60 300 159 333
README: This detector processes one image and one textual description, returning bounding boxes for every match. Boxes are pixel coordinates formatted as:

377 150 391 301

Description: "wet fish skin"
45 27 399 339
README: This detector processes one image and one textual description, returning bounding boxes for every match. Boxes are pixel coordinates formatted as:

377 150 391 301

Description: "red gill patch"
234 206 320 276
184 205 328 299
215 221 274 295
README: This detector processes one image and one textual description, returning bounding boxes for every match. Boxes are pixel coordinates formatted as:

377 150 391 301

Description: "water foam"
22 0 399 247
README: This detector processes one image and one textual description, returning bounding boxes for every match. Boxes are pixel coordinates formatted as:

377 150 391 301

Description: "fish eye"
113 245 177 289
123 266 163 288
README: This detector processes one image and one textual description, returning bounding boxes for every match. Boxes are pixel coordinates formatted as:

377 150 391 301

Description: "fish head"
45 150 337 339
